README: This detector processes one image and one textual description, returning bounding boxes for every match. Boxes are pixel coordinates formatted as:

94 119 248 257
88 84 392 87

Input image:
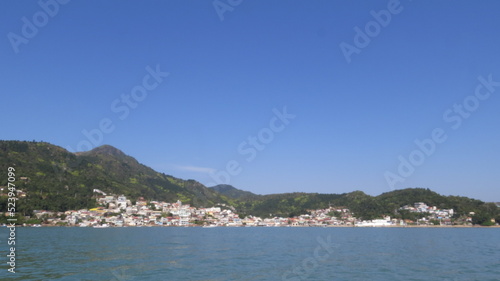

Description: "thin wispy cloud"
170 165 216 174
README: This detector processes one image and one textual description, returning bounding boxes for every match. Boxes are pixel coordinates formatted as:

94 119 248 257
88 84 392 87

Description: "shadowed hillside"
0 141 230 215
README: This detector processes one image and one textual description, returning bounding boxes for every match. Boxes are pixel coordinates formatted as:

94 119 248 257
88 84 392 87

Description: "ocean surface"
1 227 499 281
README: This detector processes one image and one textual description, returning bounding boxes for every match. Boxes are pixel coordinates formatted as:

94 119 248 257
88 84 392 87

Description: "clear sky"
1 1 499 201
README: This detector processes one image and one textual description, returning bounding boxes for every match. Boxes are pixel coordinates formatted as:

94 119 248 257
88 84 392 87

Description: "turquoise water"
1 227 499 280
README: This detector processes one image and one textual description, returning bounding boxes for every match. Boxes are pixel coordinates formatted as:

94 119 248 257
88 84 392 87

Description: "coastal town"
15 190 493 228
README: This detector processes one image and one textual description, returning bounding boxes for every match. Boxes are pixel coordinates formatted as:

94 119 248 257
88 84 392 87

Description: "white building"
117 195 127 210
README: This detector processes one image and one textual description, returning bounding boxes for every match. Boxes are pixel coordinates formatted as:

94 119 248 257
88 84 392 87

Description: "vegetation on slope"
217 186 499 224
0 141 229 216
1 141 498 225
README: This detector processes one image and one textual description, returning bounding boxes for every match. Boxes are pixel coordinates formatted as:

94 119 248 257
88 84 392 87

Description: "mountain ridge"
0 140 498 224
0 140 232 214
209 184 260 200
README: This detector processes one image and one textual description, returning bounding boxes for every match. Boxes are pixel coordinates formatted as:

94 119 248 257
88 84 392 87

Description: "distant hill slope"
0 140 498 224
217 187 498 222
209 184 260 200
0 141 230 214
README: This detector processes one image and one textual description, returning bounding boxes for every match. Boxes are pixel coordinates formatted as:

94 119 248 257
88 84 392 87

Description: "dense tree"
0 141 231 213
1 141 498 225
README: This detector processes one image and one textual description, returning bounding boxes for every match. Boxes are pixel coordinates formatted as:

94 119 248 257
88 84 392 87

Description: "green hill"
209 184 260 200
214 187 499 224
0 140 230 216
0 140 498 225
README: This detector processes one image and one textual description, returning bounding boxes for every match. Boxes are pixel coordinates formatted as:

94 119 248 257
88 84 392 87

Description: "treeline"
231 188 500 225
0 141 230 215
1 141 498 226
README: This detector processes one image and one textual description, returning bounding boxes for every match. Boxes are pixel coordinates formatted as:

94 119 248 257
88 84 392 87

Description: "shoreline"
6 224 499 228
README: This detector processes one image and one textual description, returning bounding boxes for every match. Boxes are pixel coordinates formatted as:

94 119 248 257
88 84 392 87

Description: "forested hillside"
0 141 230 216
1 140 498 225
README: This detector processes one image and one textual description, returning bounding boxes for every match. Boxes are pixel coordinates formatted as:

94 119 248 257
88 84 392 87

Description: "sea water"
1 227 499 280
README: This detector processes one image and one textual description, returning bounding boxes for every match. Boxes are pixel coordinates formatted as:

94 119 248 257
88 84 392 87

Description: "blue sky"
1 0 499 201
